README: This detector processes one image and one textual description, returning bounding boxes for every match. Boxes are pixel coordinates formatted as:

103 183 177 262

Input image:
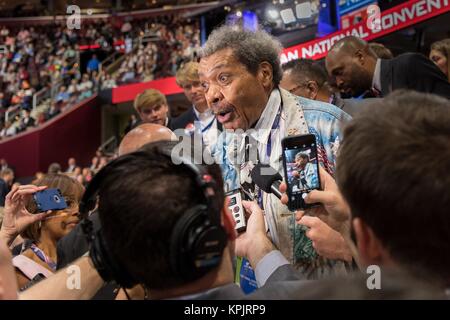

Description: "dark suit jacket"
57 211 119 300
196 265 446 300
0 178 9 206
380 53 450 99
171 108 196 131
194 264 304 299
171 107 222 132
22 117 35 128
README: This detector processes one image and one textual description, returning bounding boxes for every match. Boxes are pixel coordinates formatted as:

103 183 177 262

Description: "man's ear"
258 62 274 89
354 49 365 65
353 218 385 268
306 81 319 100
221 198 237 241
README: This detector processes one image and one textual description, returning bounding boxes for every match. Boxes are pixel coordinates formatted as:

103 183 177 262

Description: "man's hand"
298 216 352 262
234 201 275 268
0 184 51 246
280 166 351 235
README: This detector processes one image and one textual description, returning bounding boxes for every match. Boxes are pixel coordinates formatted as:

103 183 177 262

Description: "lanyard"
257 105 282 209
266 106 282 159
30 243 57 271
193 112 216 133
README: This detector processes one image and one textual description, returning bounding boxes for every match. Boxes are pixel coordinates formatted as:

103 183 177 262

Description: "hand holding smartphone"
281 134 321 211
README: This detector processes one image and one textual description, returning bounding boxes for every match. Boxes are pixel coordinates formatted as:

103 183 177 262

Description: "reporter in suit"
326 36 450 99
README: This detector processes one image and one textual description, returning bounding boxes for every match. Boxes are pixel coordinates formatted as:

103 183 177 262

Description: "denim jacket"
212 88 353 279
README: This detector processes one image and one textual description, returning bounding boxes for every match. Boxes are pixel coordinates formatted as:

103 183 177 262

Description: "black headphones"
79 144 228 288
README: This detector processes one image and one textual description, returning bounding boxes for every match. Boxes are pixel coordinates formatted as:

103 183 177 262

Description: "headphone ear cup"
170 205 227 281
89 229 137 288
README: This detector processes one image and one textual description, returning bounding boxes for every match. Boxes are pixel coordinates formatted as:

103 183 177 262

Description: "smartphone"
33 188 68 212
225 189 246 233
281 134 321 211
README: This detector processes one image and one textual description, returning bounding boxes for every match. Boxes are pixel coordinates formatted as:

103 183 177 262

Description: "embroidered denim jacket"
211 88 352 279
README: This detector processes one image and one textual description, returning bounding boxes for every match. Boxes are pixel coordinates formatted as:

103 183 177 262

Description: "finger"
33 211 53 222
5 184 20 202
304 190 335 205
242 200 261 216
305 228 314 240
12 186 47 201
295 210 306 221
279 182 287 193
281 193 288 205
318 166 334 189
298 216 320 228
16 185 46 193
18 184 47 190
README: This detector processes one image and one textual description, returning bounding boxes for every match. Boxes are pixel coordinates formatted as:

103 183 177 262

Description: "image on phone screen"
282 134 321 210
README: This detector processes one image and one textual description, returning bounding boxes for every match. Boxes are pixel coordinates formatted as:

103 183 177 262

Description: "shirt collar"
193 105 213 121
251 88 281 145
372 58 381 92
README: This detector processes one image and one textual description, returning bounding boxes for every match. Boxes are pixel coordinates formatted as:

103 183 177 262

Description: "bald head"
118 123 177 156
325 36 377 97
329 36 375 56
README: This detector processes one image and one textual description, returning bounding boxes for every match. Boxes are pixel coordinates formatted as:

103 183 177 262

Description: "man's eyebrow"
332 66 343 74
199 63 228 78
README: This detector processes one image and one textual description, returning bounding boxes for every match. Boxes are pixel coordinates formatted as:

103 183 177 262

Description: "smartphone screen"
282 134 321 211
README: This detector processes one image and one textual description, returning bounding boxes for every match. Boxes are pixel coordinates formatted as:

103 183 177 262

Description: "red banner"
281 0 450 62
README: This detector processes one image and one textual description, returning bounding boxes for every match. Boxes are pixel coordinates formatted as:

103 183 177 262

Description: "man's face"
295 156 308 167
326 51 373 97
4 173 14 184
429 49 448 76
138 103 169 126
199 48 271 130
68 158 75 166
280 70 311 99
181 80 208 110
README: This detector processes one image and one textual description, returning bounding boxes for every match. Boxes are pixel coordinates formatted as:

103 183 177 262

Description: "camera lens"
53 195 61 203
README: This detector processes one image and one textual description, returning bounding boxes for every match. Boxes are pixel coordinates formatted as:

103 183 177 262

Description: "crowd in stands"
113 16 201 85
0 15 200 140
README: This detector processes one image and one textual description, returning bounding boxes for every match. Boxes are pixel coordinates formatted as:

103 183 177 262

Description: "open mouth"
215 106 235 124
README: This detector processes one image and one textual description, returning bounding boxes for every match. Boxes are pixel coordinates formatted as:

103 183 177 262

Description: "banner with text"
281 0 450 63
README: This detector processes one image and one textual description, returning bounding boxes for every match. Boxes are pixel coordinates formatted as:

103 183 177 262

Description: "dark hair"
201 25 283 86
282 59 328 87
22 174 84 241
337 90 450 284
0 168 13 178
295 152 309 161
47 162 62 174
97 141 225 290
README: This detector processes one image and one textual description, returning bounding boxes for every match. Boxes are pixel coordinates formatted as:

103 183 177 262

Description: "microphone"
251 163 283 199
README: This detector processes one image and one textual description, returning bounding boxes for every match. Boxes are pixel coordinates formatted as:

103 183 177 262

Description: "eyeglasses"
287 81 322 95
287 84 305 94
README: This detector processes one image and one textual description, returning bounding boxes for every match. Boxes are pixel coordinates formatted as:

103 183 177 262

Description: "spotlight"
267 8 279 20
